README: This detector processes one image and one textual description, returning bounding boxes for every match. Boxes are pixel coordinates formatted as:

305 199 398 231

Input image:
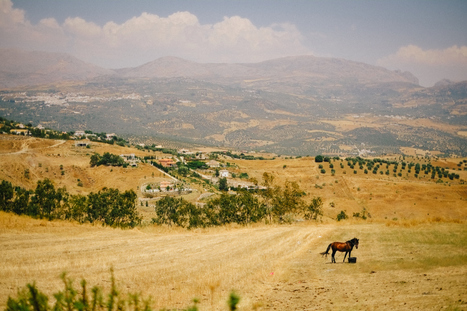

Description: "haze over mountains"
0 48 419 89
0 49 114 88
1 48 466 156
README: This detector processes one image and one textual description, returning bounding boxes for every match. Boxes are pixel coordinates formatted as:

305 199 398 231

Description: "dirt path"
0 137 66 155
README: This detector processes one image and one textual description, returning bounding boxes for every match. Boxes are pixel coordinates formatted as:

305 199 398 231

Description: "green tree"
87 188 140 227
183 201 208 229
239 172 249 179
206 191 264 226
315 155 324 162
0 180 14 212
272 180 304 219
154 196 185 227
219 177 228 191
235 190 265 224
261 172 275 223
177 165 189 177
90 153 100 167
67 194 88 223
29 179 67 220
12 187 31 215
304 197 323 220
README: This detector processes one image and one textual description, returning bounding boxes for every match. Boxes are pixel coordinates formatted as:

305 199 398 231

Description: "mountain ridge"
0 48 115 88
0 49 420 89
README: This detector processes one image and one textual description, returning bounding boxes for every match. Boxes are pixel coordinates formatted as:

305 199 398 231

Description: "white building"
219 169 230 178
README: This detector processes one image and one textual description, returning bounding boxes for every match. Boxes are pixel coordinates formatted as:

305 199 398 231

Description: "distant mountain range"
1 48 419 89
117 55 419 84
0 49 114 88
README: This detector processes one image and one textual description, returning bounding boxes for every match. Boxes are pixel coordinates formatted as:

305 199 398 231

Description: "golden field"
1 135 467 310
1 214 466 310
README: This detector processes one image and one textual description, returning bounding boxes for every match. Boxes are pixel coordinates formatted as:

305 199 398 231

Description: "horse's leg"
331 249 336 263
343 251 348 262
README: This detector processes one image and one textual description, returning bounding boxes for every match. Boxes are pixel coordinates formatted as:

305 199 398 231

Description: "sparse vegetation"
336 210 348 221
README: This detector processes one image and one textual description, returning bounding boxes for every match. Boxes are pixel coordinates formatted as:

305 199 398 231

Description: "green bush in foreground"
6 269 239 311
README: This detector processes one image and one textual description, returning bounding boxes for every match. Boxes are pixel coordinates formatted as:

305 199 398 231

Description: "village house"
219 169 230 178
106 133 116 140
159 158 177 167
160 180 173 190
74 130 85 137
120 154 139 167
120 154 136 161
207 160 220 168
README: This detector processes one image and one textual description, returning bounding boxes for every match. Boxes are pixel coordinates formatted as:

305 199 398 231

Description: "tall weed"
5 269 239 311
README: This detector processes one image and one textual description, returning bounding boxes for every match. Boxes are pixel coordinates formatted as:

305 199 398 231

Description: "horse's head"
353 238 359 249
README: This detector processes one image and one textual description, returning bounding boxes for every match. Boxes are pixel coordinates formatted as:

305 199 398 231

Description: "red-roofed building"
159 158 176 167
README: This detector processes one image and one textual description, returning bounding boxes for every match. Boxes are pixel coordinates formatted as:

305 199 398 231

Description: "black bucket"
348 257 357 263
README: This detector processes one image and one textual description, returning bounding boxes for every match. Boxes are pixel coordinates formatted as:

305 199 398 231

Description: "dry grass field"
1 213 466 310
232 157 467 222
1 135 467 310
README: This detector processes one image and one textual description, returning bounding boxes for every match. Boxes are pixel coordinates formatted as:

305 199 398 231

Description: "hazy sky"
2 0 467 86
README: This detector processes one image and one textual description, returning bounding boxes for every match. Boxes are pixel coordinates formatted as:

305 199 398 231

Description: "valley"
1 52 466 157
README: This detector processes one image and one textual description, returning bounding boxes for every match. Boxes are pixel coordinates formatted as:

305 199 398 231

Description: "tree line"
0 179 141 228
153 173 323 228
1 173 323 229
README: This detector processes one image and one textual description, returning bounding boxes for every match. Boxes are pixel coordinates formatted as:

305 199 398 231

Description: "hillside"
1 135 466 222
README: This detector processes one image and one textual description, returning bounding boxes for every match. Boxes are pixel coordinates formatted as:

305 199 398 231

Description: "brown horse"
320 238 359 263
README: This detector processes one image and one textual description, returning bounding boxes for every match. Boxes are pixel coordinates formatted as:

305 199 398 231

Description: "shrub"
304 197 323 220
336 210 348 221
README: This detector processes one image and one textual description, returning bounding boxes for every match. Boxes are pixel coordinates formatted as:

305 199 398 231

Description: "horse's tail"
320 243 332 257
